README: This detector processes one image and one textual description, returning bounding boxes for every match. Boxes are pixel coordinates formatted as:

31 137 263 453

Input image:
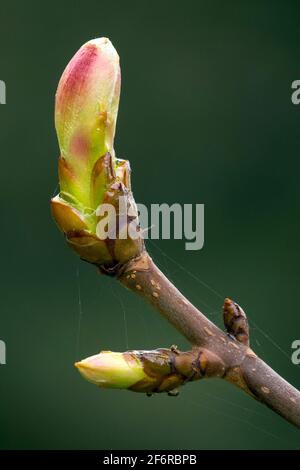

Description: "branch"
117 251 300 428
51 37 300 431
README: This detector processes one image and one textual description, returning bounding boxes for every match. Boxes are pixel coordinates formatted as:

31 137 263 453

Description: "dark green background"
0 0 299 450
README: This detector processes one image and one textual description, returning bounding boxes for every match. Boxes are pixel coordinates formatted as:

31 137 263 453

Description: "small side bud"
223 298 250 346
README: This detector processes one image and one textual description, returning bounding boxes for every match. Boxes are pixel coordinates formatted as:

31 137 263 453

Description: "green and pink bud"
55 37 121 209
51 38 143 269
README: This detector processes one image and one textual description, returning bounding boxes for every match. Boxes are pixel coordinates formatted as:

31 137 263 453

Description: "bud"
75 347 225 394
51 38 143 270
223 298 249 346
75 351 148 389
55 37 120 208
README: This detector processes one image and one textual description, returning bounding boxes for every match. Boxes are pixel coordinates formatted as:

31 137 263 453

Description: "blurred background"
0 0 299 450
